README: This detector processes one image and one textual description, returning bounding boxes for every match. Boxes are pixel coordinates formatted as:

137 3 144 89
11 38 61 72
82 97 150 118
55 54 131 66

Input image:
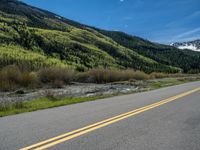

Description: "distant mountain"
171 40 200 52
0 0 200 73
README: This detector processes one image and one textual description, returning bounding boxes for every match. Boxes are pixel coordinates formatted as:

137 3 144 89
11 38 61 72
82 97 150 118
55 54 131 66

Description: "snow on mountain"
171 39 200 52
178 44 199 51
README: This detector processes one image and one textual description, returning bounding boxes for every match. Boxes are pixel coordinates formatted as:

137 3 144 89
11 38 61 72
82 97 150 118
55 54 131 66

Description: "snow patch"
55 15 61 19
178 44 200 52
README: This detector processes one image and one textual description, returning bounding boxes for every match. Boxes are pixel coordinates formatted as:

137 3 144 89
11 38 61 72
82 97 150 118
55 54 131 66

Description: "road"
0 81 200 150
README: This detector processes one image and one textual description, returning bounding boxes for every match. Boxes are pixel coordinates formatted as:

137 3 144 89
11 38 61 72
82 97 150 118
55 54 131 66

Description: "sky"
21 0 200 44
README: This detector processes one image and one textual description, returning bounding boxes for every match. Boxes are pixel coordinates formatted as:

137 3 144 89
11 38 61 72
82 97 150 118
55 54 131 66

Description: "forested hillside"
0 0 199 73
98 30 200 73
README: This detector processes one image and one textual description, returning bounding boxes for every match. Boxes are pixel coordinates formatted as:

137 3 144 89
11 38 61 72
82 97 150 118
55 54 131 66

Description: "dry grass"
0 65 38 91
75 72 91 82
88 68 150 83
19 72 38 87
0 65 178 91
38 67 75 85
150 72 168 79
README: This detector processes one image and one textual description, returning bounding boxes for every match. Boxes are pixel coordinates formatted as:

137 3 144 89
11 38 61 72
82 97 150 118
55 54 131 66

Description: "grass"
0 95 108 117
149 78 183 89
0 76 199 117
149 77 200 90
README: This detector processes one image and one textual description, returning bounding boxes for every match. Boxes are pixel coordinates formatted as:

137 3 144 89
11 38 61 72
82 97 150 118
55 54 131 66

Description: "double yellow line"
20 87 200 150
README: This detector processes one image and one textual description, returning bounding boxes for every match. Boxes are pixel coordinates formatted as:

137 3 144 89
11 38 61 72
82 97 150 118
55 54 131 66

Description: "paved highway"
0 81 200 150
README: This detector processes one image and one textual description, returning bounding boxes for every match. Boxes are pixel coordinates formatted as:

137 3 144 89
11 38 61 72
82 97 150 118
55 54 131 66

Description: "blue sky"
21 0 200 44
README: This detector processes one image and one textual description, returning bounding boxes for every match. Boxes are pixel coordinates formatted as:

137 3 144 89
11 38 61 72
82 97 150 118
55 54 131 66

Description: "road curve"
0 81 200 150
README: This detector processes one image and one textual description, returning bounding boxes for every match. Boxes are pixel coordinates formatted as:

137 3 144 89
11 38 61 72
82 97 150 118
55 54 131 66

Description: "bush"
0 65 38 91
0 65 169 91
38 67 75 84
88 68 149 83
0 65 21 91
150 72 167 79
19 72 38 87
123 70 149 81
76 65 87 72
89 68 120 83
52 80 65 88
0 65 21 84
75 72 91 82
0 80 17 91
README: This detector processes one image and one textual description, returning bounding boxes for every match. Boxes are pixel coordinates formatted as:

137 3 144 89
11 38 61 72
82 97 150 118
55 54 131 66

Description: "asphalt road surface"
0 81 200 150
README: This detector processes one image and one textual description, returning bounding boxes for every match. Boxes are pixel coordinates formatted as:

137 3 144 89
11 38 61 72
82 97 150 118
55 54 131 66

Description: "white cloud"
120 0 124 2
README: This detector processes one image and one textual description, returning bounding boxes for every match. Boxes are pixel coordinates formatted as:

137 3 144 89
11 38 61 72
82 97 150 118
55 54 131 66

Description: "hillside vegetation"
98 30 200 73
0 65 170 91
1 0 196 73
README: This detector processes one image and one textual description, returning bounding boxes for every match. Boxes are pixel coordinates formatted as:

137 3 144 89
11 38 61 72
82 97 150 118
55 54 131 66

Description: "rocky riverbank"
1 76 199 103
0 81 147 103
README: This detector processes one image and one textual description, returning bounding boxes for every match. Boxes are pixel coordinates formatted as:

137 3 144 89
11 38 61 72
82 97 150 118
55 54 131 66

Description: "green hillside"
98 30 200 73
0 0 199 73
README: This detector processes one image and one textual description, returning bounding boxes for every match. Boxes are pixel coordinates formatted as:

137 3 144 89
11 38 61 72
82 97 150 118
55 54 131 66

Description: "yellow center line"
20 87 200 150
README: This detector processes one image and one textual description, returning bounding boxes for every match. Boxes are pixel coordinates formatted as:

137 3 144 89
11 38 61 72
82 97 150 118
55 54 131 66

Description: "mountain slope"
98 30 200 73
0 0 199 73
